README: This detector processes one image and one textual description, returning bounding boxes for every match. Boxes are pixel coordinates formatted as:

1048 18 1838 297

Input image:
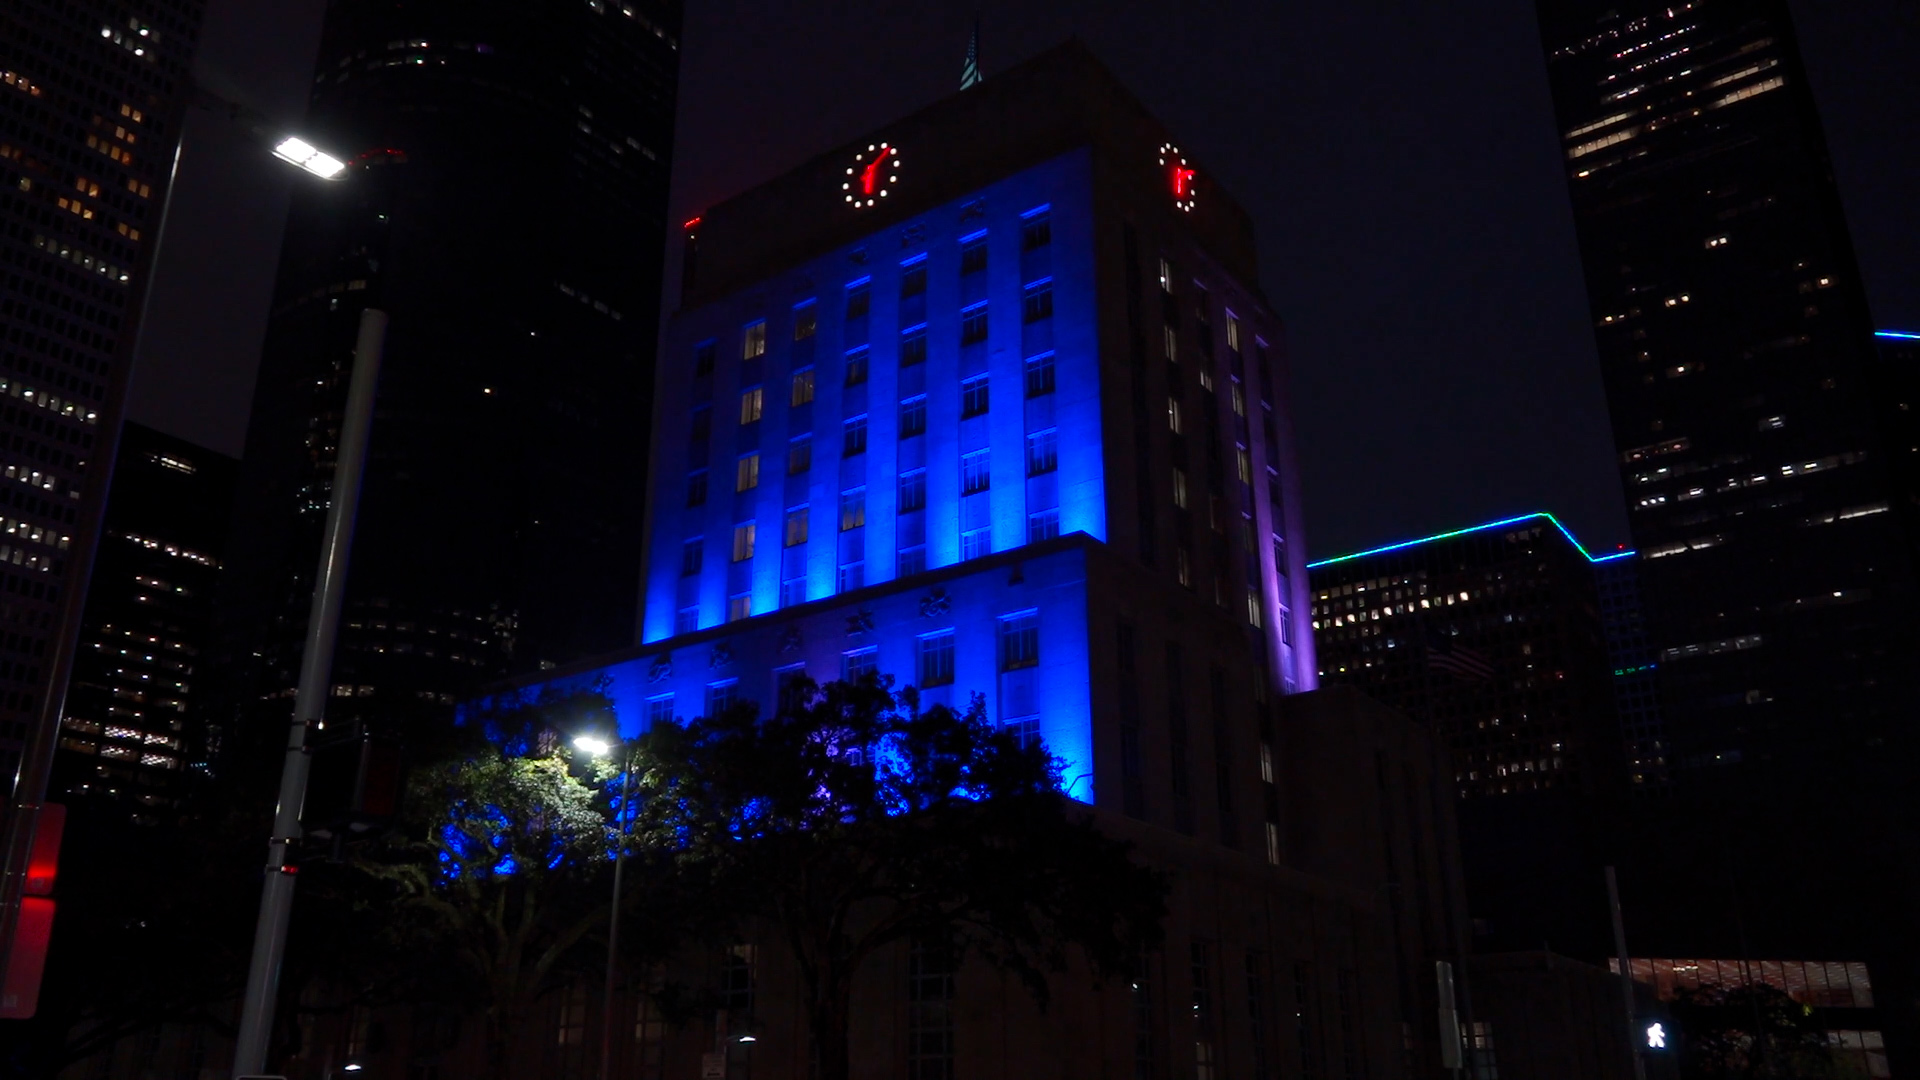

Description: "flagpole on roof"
960 19 982 90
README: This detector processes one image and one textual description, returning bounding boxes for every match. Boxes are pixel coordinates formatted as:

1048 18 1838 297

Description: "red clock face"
1159 142 1197 212
844 142 901 209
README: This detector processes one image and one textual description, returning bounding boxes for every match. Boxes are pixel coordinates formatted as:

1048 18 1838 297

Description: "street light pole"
231 306 388 1077
600 745 637 1080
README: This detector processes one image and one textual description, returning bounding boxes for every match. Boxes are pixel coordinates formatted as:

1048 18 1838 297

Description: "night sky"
131 0 1919 560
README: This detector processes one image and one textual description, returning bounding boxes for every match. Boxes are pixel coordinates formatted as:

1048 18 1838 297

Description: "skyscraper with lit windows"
1538 0 1920 1060
0 0 205 802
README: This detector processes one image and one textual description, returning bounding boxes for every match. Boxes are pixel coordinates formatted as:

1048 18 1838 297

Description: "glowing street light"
272 136 347 179
573 735 612 757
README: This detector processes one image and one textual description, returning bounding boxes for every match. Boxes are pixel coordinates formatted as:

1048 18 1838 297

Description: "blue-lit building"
460 44 1488 1080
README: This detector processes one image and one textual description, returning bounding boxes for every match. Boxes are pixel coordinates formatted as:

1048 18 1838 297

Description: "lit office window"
793 301 817 341
740 386 764 425
1168 397 1183 434
962 450 991 495
1158 258 1173 293
1237 448 1252 484
999 610 1040 670
728 593 752 623
791 367 815 406
918 631 955 685
1164 326 1178 362
785 506 809 547
842 415 868 457
845 346 870 386
1226 313 1241 353
1231 383 1245 417
736 454 760 492
732 522 756 562
1246 590 1264 628
743 320 767 360
961 375 990 418
1172 469 1189 509
840 488 866 531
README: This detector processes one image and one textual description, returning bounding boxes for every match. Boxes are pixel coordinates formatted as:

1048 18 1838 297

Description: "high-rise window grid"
960 303 989 346
960 232 988 275
845 279 870 318
962 451 991 495
788 436 812 476
784 506 809 547
843 416 868 457
840 488 866 531
1025 352 1056 397
739 386 764 425
844 346 870 386
918 630 955 686
1022 279 1054 323
680 539 703 577
899 396 928 438
961 375 990 418
1026 430 1058 476
1028 509 1060 544
791 367 815 406
731 523 755 562
1021 206 1052 250
898 470 927 513
735 453 759 492
743 320 767 359
999 610 1040 670
900 325 928 366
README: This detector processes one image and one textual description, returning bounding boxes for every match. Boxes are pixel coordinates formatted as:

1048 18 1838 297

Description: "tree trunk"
808 981 854 1080
483 1007 516 1080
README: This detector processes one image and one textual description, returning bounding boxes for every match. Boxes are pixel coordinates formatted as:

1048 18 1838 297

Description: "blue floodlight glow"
1306 512 1634 569
1876 330 1920 341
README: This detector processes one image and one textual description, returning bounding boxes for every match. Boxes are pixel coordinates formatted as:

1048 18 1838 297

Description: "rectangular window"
962 450 991 494
1246 590 1264 628
646 694 674 729
695 340 717 377
1199 366 1214 392
676 606 700 634
1164 326 1178 363
999 610 1040 671
961 527 991 561
838 561 865 593
843 647 878 682
793 301 817 341
960 302 989 346
899 395 928 438
844 346 870 386
1021 206 1052 250
842 415 868 456
1231 383 1246 417
791 367 815 406
1022 279 1054 323
785 506 809 547
1158 257 1173 293
1167 396 1183 434
1265 822 1280 865
776 665 810 714
706 680 738 716
739 385 764 425
1237 448 1252 484
1024 352 1055 397
1028 509 1060 544
788 436 812 476
690 407 713 446
680 539 703 577
781 576 806 607
845 280 870 319
900 257 927 297
898 545 926 577
918 631 955 686
960 232 988 275
840 488 867 531
731 522 756 562
1004 716 1041 750
900 325 928 366
743 320 767 360
898 469 927 513
1226 313 1241 353
1280 606 1293 646
1172 469 1189 509
1177 546 1193 587
1026 429 1058 476
961 374 990 418
687 470 709 507
727 592 752 623
736 453 760 492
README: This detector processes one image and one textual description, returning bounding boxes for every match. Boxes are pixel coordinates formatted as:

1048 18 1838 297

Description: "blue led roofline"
1306 511 1634 569
1877 330 1920 341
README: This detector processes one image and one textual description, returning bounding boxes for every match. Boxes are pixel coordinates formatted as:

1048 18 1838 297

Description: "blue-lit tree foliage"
631 676 1166 1080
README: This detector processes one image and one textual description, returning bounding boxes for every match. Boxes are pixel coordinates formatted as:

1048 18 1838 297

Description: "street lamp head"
273 136 347 179
572 735 612 757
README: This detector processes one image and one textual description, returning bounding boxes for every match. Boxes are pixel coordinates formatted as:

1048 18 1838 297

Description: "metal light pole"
575 735 638 1080
1607 865 1649 1080
231 303 387 1077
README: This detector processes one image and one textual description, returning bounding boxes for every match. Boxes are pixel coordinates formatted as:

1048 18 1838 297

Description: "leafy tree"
1670 982 1851 1079
631 676 1168 1080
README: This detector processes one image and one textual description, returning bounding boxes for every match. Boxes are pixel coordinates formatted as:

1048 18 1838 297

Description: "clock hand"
861 146 893 195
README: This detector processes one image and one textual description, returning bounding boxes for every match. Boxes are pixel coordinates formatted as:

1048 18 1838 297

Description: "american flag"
960 22 981 90
1426 631 1494 681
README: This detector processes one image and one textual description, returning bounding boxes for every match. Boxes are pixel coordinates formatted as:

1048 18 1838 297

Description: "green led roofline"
1306 512 1633 569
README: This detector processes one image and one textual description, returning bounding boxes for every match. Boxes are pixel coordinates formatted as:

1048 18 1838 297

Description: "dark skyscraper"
55 423 233 816
217 0 681 749
0 1 205 792
1537 0 1920 1059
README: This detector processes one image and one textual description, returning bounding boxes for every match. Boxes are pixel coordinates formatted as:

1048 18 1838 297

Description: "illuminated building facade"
0 0 204 786
1307 513 1632 957
456 45 1484 1080
215 0 681 747
53 423 232 815
1537 0 1920 1060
